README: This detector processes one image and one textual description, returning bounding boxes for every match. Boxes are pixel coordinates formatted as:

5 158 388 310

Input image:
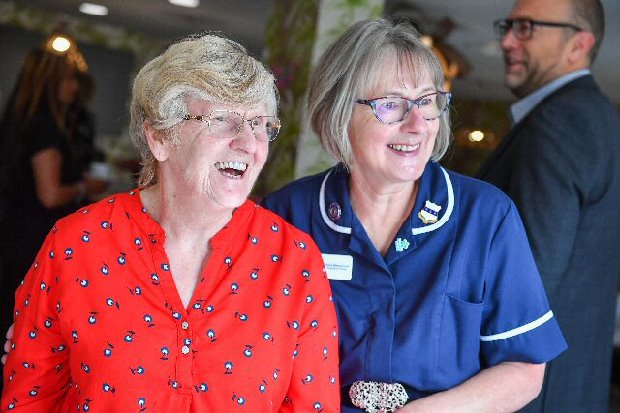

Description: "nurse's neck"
349 174 418 255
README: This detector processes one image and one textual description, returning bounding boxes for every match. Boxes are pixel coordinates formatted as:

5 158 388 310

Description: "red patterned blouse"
1 191 340 412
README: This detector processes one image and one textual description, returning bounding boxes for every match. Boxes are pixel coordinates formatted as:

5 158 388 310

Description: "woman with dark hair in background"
0 44 106 393
68 70 105 175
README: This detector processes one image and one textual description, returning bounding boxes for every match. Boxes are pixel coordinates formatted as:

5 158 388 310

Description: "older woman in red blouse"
1 32 340 412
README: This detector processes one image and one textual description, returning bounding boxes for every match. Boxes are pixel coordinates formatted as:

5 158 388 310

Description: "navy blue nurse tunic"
262 162 567 411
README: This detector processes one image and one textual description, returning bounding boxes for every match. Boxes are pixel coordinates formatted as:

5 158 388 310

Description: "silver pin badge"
418 200 442 224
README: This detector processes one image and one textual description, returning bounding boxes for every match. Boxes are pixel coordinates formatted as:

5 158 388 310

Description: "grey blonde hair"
308 17 451 168
130 32 278 187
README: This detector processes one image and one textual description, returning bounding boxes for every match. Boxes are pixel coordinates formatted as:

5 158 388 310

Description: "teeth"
214 161 248 171
389 144 419 152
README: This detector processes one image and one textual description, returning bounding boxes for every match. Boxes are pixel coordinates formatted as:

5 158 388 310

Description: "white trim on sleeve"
480 310 554 342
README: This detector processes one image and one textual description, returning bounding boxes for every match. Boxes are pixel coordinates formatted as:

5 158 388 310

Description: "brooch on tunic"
418 200 442 224
394 237 410 252
349 380 408 413
328 201 342 222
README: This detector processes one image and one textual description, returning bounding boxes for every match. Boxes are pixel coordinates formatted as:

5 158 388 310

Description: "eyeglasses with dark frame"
493 18 583 40
355 91 451 124
182 109 281 142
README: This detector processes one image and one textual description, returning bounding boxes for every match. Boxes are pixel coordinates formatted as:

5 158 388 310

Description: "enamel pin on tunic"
418 200 442 224
328 202 342 222
394 238 410 252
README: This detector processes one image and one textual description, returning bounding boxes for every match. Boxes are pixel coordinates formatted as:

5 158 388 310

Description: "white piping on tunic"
411 167 453 235
319 166 454 235
480 310 554 342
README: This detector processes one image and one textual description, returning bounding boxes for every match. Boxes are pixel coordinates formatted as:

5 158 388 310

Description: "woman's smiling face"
348 53 439 189
161 98 270 210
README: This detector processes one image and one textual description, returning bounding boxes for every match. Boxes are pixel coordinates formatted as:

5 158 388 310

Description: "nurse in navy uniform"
263 17 567 413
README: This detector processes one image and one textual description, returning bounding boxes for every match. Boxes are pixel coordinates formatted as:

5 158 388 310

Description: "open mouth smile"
388 143 420 152
215 161 248 179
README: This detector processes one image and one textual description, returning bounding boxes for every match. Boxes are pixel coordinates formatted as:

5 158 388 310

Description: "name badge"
322 253 353 280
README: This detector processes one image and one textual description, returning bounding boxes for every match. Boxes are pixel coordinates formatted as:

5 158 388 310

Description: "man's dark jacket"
478 74 620 412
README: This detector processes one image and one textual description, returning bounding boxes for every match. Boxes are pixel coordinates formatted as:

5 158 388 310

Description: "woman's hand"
1 323 14 365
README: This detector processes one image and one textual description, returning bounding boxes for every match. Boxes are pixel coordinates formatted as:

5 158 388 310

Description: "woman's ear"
144 123 169 162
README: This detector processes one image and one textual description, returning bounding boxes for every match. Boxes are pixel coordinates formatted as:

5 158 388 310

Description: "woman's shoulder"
442 167 517 216
262 166 336 210
250 200 314 240
446 167 511 199
54 191 141 234
23 111 67 152
270 168 331 196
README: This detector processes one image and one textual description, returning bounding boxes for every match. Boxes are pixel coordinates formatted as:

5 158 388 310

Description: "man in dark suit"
477 0 620 411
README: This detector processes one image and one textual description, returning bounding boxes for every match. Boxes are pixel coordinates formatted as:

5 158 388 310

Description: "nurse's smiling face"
348 53 440 190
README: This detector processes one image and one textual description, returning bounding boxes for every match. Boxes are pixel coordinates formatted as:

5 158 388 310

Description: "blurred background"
2 0 618 194
1 0 620 408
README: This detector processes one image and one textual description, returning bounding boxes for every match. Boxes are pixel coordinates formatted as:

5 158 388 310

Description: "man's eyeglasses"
355 91 451 124
493 18 582 40
182 110 281 142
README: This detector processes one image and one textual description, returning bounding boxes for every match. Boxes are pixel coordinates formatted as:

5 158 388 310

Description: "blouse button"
181 321 189 330
181 345 190 355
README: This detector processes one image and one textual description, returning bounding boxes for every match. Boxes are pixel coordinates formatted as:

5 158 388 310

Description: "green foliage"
255 0 320 198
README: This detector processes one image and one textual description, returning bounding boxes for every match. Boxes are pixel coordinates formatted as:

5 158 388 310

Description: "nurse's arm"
397 361 545 413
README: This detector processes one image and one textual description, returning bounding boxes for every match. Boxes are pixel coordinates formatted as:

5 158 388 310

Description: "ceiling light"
50 35 72 53
44 32 89 71
168 0 200 8
468 130 485 142
79 3 108 16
